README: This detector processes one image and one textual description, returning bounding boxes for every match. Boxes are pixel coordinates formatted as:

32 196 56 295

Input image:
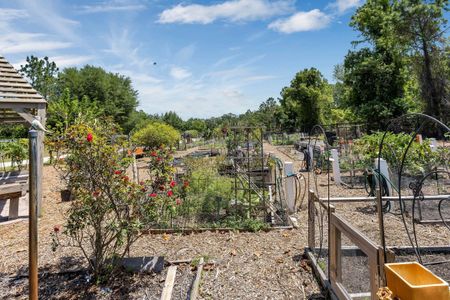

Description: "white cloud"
175 44 196 62
0 8 28 20
268 9 331 33
17 0 80 42
158 0 293 24
50 55 94 68
328 0 362 14
105 28 152 68
78 1 146 13
170 66 192 80
0 32 71 54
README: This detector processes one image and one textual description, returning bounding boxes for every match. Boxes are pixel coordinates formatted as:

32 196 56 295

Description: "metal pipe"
29 129 39 300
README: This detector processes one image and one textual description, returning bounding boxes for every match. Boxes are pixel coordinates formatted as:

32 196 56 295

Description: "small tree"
132 122 180 148
49 120 180 281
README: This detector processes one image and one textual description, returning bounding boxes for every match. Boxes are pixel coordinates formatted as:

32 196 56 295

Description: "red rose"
167 190 173 197
150 151 157 157
53 226 60 233
149 193 157 197
170 180 176 187
114 170 122 175
87 133 93 143
139 181 145 186
122 176 129 182
183 181 189 187
176 198 182 205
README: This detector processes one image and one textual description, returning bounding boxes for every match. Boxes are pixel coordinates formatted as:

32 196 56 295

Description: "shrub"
49 120 180 282
353 132 435 175
132 122 179 148
0 140 28 171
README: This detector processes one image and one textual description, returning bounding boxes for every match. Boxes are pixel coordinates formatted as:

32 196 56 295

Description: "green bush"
354 132 436 175
132 122 180 148
0 140 28 171
48 120 181 282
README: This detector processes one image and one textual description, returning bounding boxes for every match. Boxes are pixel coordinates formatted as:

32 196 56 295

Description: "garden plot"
0 165 323 299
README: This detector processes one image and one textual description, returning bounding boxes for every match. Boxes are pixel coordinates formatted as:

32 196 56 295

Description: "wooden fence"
307 190 383 300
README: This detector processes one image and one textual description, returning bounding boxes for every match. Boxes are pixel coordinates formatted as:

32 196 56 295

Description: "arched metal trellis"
377 113 450 272
307 125 332 278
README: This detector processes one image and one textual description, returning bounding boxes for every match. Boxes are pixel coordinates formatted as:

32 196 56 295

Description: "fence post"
284 161 295 212
29 129 39 300
329 216 342 284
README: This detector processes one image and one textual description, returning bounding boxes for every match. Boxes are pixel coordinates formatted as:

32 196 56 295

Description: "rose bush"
48 120 183 282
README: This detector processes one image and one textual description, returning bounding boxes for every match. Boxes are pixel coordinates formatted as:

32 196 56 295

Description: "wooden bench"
0 171 28 220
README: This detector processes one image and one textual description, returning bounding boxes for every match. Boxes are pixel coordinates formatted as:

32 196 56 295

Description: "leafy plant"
0 140 28 171
132 121 180 148
353 132 438 175
48 120 179 282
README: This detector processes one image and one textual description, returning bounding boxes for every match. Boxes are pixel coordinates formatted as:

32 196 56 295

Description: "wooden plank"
0 183 27 195
0 87 35 93
417 219 450 225
0 77 28 84
368 253 380 300
0 93 42 99
8 197 20 219
160 265 177 300
0 72 23 79
349 292 372 299
306 250 328 287
329 222 342 282
12 107 34 124
331 281 352 300
141 226 293 235
189 257 204 300
0 82 31 88
0 100 47 109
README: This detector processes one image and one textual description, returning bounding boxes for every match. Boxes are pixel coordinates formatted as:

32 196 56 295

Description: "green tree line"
7 0 447 140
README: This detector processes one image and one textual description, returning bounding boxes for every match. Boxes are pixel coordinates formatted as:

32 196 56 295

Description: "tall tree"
280 68 330 132
255 97 282 132
162 111 184 131
343 48 410 129
393 0 449 121
20 56 59 100
350 0 449 122
57 66 139 129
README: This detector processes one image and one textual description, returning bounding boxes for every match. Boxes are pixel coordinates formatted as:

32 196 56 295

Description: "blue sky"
0 0 363 119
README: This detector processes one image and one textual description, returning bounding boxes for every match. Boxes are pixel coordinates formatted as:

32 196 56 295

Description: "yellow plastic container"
385 262 449 300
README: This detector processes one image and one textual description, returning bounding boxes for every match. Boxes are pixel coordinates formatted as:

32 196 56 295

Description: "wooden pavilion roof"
0 55 47 124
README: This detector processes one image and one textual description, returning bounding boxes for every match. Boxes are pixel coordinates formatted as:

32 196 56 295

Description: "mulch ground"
0 164 324 299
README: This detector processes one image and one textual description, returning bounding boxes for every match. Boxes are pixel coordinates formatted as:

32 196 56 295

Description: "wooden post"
329 221 342 283
36 105 46 217
29 129 39 300
8 197 19 219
